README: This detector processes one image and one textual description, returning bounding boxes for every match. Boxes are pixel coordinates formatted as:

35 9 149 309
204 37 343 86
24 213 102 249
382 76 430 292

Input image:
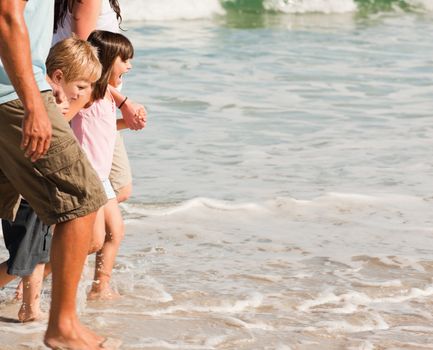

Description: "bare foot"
87 287 121 301
44 319 109 350
18 304 47 323
87 281 121 301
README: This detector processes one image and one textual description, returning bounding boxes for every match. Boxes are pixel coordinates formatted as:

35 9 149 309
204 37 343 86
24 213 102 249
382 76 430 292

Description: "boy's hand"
49 79 70 116
57 99 70 116
51 81 67 106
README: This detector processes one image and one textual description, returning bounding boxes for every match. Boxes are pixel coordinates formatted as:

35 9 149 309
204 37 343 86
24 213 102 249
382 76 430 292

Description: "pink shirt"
71 94 116 179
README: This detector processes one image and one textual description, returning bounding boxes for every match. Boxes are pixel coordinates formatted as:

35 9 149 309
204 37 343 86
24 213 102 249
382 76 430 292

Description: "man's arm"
0 0 51 161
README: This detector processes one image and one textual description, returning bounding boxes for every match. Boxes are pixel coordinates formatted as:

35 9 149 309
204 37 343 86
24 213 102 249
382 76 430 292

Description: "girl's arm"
71 0 101 39
109 85 147 130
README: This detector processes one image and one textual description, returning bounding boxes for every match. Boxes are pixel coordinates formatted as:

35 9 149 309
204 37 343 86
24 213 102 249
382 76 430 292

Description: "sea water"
1 0 433 349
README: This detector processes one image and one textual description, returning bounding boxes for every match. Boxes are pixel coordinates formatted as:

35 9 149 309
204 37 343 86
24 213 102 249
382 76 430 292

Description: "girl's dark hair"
88 30 134 100
54 0 122 33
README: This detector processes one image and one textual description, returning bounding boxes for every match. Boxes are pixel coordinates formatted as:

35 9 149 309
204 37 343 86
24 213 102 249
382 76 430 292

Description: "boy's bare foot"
18 304 47 323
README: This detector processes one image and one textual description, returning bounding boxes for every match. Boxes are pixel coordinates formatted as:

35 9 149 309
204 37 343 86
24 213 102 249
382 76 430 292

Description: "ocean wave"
119 0 224 21
122 193 431 223
119 0 432 22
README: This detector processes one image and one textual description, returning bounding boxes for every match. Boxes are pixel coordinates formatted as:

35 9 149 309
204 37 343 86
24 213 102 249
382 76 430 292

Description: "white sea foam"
408 0 433 11
297 290 371 312
263 0 357 14
348 341 375 350
321 312 389 333
119 0 224 21
122 197 265 217
219 315 275 331
127 338 213 349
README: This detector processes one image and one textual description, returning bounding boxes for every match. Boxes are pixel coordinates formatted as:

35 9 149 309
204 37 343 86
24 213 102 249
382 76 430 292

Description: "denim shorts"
2 200 52 277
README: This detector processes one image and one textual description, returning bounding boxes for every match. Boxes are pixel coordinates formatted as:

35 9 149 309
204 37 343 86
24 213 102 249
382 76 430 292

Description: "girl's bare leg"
88 199 124 300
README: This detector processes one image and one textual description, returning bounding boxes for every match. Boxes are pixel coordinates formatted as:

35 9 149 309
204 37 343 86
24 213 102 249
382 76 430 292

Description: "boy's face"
61 79 93 102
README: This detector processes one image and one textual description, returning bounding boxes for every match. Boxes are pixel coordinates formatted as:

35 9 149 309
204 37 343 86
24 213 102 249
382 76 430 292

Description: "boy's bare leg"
44 212 106 350
15 262 51 301
88 199 124 300
18 263 45 322
0 261 16 288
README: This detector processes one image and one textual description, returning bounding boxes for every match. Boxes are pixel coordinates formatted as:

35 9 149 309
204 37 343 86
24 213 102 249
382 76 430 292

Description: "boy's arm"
109 85 147 130
0 0 52 162
116 119 127 130
71 0 101 39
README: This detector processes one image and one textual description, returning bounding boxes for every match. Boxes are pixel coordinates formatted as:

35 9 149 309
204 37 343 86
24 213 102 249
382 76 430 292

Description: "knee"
107 224 125 245
88 237 104 254
116 183 132 203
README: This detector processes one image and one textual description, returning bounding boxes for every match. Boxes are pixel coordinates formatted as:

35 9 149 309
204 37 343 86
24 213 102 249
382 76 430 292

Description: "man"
0 1 109 348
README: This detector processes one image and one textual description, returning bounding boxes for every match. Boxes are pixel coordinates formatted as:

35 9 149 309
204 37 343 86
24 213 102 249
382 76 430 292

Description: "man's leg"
44 212 105 350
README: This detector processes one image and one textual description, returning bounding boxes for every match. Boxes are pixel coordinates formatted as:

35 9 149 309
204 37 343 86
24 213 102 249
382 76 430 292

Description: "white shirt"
52 0 120 45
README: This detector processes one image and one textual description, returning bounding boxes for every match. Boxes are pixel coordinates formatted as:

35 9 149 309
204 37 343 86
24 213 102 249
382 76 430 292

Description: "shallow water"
1 1 433 349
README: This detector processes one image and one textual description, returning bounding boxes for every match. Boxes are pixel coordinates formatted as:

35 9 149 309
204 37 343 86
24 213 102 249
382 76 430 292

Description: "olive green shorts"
109 131 132 195
0 91 107 225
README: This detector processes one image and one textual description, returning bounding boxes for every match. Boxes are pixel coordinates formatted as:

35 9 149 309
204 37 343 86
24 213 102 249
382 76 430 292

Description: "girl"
53 0 145 204
71 30 133 300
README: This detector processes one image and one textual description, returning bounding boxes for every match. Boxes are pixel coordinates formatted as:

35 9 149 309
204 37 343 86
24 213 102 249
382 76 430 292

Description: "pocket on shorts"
34 137 88 214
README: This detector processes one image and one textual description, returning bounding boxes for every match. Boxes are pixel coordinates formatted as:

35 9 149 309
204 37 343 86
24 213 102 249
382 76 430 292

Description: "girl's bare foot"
87 286 121 301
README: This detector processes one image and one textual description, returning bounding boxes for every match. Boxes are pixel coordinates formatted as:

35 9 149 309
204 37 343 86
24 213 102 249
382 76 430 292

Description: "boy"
0 36 102 322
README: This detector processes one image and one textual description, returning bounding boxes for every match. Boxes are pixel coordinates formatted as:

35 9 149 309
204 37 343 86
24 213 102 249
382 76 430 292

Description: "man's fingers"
23 135 51 162
20 134 30 150
31 136 50 162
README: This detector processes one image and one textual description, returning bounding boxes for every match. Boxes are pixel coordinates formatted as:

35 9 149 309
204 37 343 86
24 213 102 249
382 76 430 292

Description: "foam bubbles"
263 0 357 14
119 0 224 21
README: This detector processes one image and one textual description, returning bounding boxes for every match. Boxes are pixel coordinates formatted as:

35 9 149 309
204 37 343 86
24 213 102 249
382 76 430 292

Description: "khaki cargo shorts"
0 91 107 225
109 131 132 195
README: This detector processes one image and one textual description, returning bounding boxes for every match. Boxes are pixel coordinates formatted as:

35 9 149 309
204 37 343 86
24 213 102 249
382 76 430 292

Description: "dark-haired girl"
71 30 134 300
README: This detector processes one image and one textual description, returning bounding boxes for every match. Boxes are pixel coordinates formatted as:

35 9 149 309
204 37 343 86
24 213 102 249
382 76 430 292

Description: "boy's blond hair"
46 36 102 83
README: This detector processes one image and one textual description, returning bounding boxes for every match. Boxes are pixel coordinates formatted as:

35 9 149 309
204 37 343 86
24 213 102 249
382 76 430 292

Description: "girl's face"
109 56 132 88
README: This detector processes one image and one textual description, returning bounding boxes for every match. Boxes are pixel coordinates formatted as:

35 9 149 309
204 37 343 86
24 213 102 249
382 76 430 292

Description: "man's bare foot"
44 319 112 350
18 303 47 323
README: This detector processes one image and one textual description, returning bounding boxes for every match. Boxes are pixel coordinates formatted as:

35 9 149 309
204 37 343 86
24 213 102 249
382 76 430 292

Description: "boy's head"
46 36 102 103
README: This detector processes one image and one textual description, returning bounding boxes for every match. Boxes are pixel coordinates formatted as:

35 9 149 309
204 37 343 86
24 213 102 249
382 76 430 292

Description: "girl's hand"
120 99 146 130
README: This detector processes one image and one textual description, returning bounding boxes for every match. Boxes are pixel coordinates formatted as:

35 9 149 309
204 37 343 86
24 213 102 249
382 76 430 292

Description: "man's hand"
21 100 52 162
120 99 147 130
